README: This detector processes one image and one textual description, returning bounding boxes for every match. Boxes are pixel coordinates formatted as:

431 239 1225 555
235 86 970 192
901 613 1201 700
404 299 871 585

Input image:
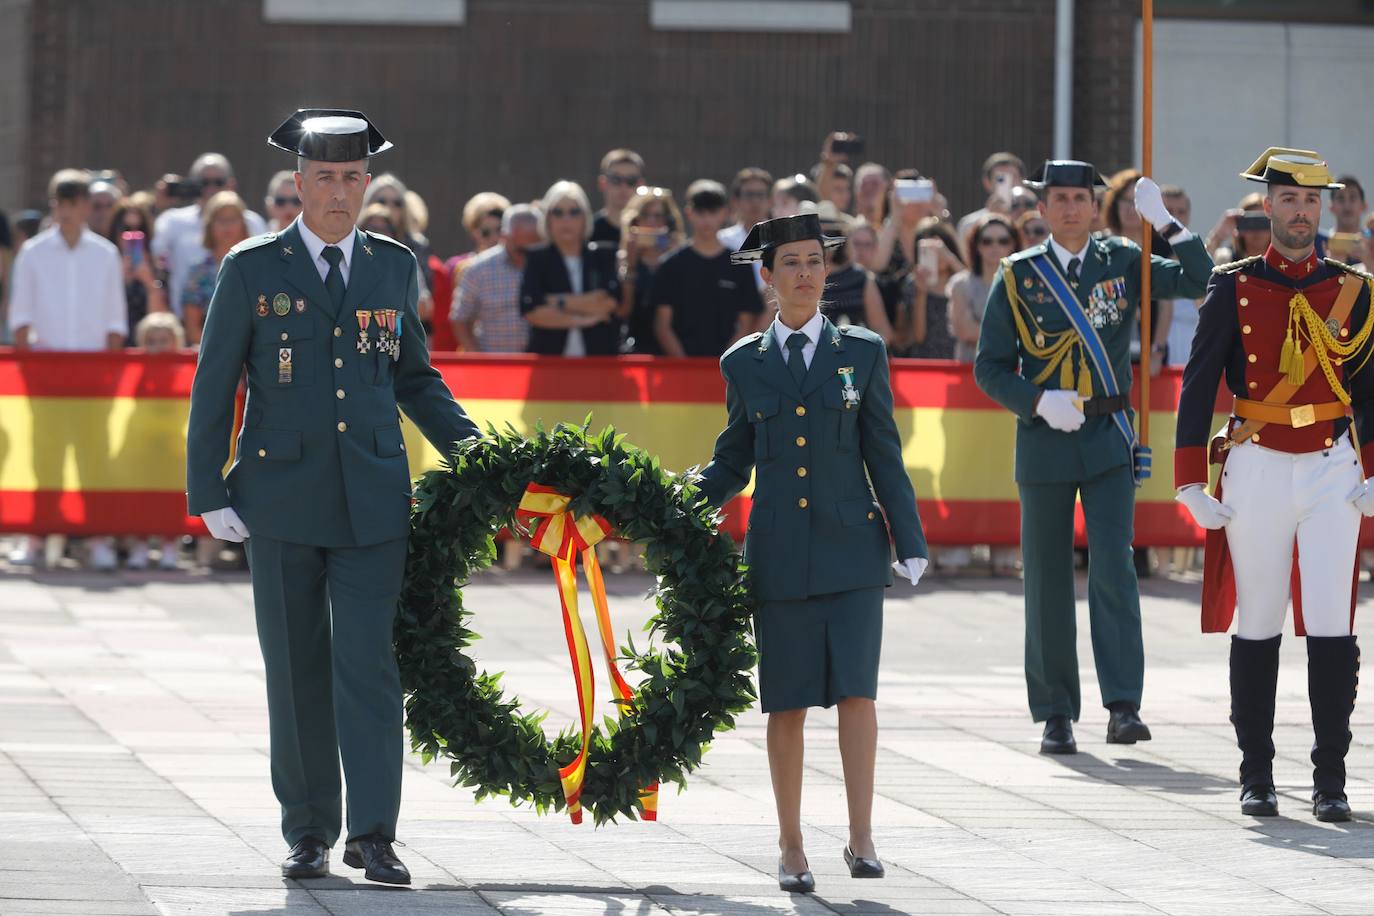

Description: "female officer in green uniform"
698 213 928 894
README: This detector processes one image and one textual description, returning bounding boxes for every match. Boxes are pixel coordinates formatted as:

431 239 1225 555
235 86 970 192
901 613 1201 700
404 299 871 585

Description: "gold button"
1240 297 1249 306
337 421 347 432
1335 358 1344 366
795 436 806 447
1326 438 1335 447
1339 276 1346 285
867 512 876 520
334 357 343 368
797 467 807 478
1342 328 1350 337
1242 325 1252 334
798 498 808 509
1249 381 1258 389
336 388 345 399
400 442 406 452
1251 434 1260 443
334 327 342 337
795 406 806 417
755 411 763 419
1248 354 1257 363
1239 276 1247 284
257 448 266 457
280 332 288 341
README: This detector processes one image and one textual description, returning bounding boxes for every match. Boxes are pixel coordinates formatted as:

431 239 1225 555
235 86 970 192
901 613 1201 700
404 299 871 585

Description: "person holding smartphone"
617 186 684 354
106 196 169 344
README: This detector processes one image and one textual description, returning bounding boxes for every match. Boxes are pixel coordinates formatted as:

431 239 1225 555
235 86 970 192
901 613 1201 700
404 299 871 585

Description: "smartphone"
630 226 670 250
895 178 935 204
1328 231 1360 261
918 237 941 275
831 134 864 157
120 230 146 267
1236 213 1270 232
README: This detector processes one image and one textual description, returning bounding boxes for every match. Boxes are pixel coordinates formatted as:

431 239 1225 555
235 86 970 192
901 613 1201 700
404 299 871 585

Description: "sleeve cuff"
1174 445 1209 488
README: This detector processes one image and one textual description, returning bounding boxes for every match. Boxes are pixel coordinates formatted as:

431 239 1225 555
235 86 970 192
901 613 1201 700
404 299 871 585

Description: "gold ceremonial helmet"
1240 147 1343 189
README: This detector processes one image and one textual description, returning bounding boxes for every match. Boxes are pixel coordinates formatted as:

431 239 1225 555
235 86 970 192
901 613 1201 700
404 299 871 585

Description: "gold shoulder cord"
1002 259 1093 397
1281 276 1374 404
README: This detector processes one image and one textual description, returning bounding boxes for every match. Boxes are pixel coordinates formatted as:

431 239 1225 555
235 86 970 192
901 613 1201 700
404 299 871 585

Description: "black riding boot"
1230 635 1281 816
1308 635 1359 822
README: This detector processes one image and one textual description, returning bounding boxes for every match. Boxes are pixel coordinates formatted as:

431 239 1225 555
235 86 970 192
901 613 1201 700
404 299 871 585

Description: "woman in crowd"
106 197 169 344
696 212 927 894
519 180 622 356
179 190 248 345
1207 191 1270 262
617 186 684 355
263 170 301 232
1103 168 1170 376
852 162 891 227
1015 209 1049 248
434 192 510 352
898 217 963 358
817 207 893 345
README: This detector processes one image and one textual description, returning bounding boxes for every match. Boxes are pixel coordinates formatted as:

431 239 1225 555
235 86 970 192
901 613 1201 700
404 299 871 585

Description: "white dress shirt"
772 310 824 369
152 202 267 313
296 218 357 286
561 251 587 358
7 226 127 350
1049 235 1091 276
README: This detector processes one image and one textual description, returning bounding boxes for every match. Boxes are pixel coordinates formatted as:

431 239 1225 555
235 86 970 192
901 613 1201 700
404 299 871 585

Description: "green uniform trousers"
1019 463 1144 722
244 534 407 846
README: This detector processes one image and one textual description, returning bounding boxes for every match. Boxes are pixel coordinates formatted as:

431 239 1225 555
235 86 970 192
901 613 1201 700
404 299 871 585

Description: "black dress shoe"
281 837 330 879
1106 703 1153 744
843 845 885 878
1040 716 1077 755
1240 785 1279 817
343 835 411 885
778 856 815 893
1313 791 1353 823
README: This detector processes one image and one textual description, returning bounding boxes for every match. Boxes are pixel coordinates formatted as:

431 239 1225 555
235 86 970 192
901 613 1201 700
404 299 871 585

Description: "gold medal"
256 294 269 317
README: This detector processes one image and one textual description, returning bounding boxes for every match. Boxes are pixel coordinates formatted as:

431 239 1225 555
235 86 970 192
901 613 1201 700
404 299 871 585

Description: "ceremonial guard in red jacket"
1175 148 1374 822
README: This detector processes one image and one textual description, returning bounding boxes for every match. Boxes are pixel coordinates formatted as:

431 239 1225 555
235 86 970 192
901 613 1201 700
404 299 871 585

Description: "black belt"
1081 395 1128 417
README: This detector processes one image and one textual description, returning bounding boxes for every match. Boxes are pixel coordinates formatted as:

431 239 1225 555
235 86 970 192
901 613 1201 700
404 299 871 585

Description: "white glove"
1176 485 1235 530
202 506 250 542
1035 390 1086 433
893 557 928 586
1133 176 1175 228
1347 479 1374 517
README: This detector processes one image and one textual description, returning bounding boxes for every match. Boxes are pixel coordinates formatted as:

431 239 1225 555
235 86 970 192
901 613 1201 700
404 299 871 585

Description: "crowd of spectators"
1 136 1371 571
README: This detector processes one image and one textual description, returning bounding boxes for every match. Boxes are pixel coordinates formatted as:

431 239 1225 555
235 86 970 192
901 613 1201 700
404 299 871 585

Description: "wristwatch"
1159 220 1186 242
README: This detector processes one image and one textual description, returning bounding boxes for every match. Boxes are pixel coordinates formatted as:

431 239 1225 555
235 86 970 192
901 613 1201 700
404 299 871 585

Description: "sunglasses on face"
273 196 301 207
373 196 402 207
549 207 584 219
1024 226 1048 238
1010 198 1036 210
604 173 642 187
979 235 1014 246
476 226 499 239
201 177 228 189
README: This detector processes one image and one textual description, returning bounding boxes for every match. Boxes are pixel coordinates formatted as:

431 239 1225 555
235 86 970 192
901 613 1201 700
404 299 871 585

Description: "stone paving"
4 563 1374 915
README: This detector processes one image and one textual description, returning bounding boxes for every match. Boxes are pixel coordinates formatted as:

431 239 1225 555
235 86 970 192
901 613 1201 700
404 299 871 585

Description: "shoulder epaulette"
1324 258 1374 283
229 232 278 255
1007 247 1042 264
721 332 764 362
837 324 884 347
362 229 411 253
1212 255 1262 275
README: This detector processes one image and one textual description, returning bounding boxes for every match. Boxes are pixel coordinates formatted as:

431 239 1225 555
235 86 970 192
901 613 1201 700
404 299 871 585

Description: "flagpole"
1139 0 1154 447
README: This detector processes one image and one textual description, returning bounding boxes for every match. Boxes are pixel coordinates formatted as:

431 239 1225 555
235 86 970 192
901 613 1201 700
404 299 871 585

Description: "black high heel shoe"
778 855 815 893
844 845 885 878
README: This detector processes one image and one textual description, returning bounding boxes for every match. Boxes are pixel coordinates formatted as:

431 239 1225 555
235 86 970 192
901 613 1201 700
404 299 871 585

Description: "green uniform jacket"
698 318 928 602
186 220 479 547
973 234 1213 484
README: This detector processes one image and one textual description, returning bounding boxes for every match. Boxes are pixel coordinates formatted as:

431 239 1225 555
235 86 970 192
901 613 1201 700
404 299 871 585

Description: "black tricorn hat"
1024 159 1108 191
1240 147 1343 189
731 213 846 264
267 109 393 161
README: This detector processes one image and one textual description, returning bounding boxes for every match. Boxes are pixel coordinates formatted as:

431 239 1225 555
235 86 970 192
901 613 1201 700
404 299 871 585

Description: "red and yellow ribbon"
515 483 659 824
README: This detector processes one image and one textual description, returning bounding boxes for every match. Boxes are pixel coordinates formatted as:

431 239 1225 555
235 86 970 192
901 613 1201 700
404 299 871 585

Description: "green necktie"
786 332 809 386
322 245 346 311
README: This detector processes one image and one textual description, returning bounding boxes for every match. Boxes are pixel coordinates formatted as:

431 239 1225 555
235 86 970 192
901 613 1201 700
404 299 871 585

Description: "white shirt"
153 202 267 313
296 218 357 286
7 226 127 350
562 252 587 358
772 310 824 370
1049 235 1091 276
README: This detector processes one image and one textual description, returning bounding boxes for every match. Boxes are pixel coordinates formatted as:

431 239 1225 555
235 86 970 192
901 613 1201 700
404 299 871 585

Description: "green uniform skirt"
754 586 884 713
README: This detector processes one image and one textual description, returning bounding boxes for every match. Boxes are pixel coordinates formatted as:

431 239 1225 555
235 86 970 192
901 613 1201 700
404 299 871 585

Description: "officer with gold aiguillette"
975 160 1213 755
1175 148 1374 823
185 110 480 883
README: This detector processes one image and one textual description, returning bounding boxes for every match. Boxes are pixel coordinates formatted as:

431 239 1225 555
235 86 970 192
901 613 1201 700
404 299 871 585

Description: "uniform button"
795 406 806 417
1341 327 1350 337
1240 297 1249 306
400 442 406 452
1249 381 1258 389
1339 276 1346 285
334 357 343 368
1248 354 1257 363
334 327 343 337
1242 325 1252 334
795 436 806 447
1239 276 1248 284
755 411 763 419
867 512 876 520
336 388 346 399
1335 358 1344 366
797 467 807 477
280 332 288 341
798 498 808 509
1326 438 1335 447
1251 434 1260 443
337 421 347 432
257 448 266 457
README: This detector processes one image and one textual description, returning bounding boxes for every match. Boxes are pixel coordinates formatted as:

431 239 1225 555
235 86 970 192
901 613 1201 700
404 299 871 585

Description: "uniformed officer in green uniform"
186 109 479 884
698 213 928 894
974 160 1213 754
